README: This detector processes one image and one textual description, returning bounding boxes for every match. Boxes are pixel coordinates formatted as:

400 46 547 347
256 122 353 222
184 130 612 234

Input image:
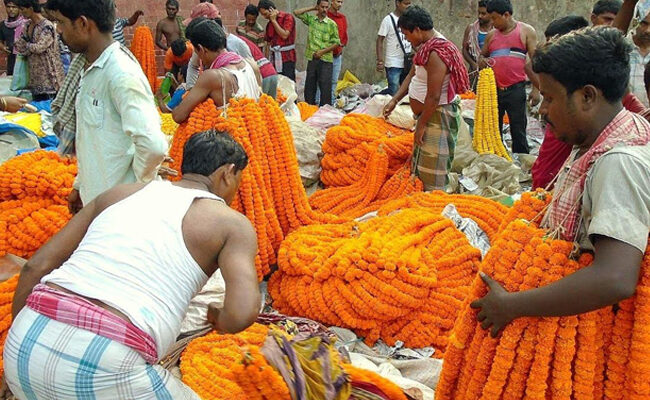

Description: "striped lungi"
412 99 461 191
4 308 200 400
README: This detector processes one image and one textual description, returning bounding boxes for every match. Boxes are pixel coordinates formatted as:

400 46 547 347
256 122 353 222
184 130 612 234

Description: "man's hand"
158 156 179 179
135 10 144 17
68 188 83 215
414 125 425 146
376 60 385 72
3 96 28 112
313 50 323 59
528 88 541 108
382 98 397 119
269 8 279 21
470 272 518 338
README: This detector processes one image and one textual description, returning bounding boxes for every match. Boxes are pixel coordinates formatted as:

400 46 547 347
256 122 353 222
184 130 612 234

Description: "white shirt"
378 13 412 69
629 39 650 107
187 34 254 89
74 42 167 204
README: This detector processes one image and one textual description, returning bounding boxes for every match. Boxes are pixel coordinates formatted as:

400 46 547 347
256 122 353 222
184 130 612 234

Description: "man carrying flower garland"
473 27 650 337
6 130 261 399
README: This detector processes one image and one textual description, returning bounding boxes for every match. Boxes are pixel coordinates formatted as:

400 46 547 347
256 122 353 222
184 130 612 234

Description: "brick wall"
0 0 255 76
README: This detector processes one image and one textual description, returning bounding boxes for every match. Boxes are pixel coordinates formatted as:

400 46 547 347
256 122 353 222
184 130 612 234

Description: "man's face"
591 11 616 26
635 14 650 43
259 7 271 20
397 0 412 14
18 6 33 18
245 13 257 26
539 73 585 145
490 12 509 30
5 3 19 18
331 0 343 11
478 7 490 24
317 1 329 18
401 28 421 47
50 10 87 53
166 5 178 18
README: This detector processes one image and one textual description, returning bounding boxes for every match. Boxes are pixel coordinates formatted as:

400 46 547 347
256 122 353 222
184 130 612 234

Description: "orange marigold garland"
0 274 18 377
297 102 318 121
130 26 158 92
343 364 408 400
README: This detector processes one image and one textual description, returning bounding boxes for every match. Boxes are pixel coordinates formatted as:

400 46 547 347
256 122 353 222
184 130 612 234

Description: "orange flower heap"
269 207 482 351
130 26 157 91
297 102 318 121
0 151 76 258
0 274 18 377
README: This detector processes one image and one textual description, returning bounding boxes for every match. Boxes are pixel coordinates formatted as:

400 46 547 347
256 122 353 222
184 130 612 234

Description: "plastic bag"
305 105 345 131
10 55 29 91
288 118 325 182
336 70 361 94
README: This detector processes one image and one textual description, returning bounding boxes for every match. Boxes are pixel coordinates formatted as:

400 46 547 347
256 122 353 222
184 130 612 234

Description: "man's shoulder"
591 143 650 180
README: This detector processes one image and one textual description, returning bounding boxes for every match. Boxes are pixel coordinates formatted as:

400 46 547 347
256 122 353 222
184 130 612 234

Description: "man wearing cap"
258 0 297 81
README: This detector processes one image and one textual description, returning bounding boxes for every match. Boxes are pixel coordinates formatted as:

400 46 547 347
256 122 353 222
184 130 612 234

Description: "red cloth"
164 43 193 71
531 126 572 190
210 51 244 69
27 284 159 363
264 11 296 63
413 37 470 101
623 92 646 114
237 34 277 79
327 10 348 57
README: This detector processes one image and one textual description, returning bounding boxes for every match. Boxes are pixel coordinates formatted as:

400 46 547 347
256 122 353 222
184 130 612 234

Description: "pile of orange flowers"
321 114 413 187
269 207 483 351
0 151 75 258
297 102 318 121
309 148 423 218
167 96 345 280
436 192 650 400
130 26 157 92
0 274 18 377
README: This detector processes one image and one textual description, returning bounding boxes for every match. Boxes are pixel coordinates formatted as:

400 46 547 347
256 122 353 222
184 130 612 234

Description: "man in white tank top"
6 130 260 399
173 18 262 123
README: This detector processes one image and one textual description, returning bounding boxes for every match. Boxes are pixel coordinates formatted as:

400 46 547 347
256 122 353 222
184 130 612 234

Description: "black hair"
644 63 650 96
316 0 329 5
181 130 248 176
199 0 212 3
398 5 433 32
45 0 115 32
592 0 622 16
532 27 630 103
15 0 40 12
214 17 223 27
170 38 187 57
166 0 179 9
257 0 276 11
186 17 226 51
245 4 259 17
4 1 18 6
478 0 487 8
544 16 589 38
486 0 513 15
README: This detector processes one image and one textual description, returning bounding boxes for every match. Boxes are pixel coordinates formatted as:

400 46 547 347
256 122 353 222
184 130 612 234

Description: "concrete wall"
0 0 593 80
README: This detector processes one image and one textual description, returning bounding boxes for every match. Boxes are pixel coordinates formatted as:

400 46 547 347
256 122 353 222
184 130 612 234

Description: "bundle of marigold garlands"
167 96 346 281
180 322 408 400
0 151 75 259
472 67 512 161
436 189 650 400
270 191 509 352
130 26 157 92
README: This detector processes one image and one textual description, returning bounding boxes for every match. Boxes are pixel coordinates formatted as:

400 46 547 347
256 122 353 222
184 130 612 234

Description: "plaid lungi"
4 308 200 400
412 99 461 191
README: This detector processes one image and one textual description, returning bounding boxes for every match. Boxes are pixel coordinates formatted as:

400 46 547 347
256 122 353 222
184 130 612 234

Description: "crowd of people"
0 0 648 398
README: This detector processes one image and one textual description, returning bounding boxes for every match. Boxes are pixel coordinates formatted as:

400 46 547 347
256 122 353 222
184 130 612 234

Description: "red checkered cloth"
413 37 470 103
543 109 650 241
26 284 158 364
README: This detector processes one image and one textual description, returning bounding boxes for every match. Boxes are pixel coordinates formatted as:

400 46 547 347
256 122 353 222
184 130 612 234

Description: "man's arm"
172 70 219 123
270 11 292 40
524 24 540 89
126 10 144 27
18 25 56 55
478 30 495 68
110 74 167 182
614 0 639 34
376 35 386 71
472 237 643 337
383 63 415 117
155 20 168 50
414 54 446 145
209 213 260 334
462 24 476 69
294 5 316 18
186 51 200 89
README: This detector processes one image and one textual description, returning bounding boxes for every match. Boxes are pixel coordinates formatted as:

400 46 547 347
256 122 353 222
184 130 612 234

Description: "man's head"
186 17 226 65
165 0 179 18
591 0 621 26
181 130 248 204
257 0 276 20
477 0 490 25
398 6 433 47
4 1 19 18
183 3 220 26
46 0 115 53
396 0 412 15
486 0 513 31
544 15 588 41
634 12 650 45
244 4 258 26
316 0 329 19
199 0 212 2
532 27 630 145
330 0 343 12
170 38 187 57
15 0 40 17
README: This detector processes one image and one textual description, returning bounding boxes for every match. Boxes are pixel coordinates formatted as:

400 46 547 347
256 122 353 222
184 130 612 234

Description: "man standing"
376 0 412 96
236 4 265 51
629 11 650 106
481 0 538 154
111 9 143 46
258 0 296 80
462 0 492 88
0 1 23 75
326 0 347 104
473 27 650 344
46 0 167 213
591 0 622 26
294 0 341 106
155 0 185 51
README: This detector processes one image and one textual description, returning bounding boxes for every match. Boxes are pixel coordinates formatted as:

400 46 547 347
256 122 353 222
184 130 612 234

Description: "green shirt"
296 13 340 63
